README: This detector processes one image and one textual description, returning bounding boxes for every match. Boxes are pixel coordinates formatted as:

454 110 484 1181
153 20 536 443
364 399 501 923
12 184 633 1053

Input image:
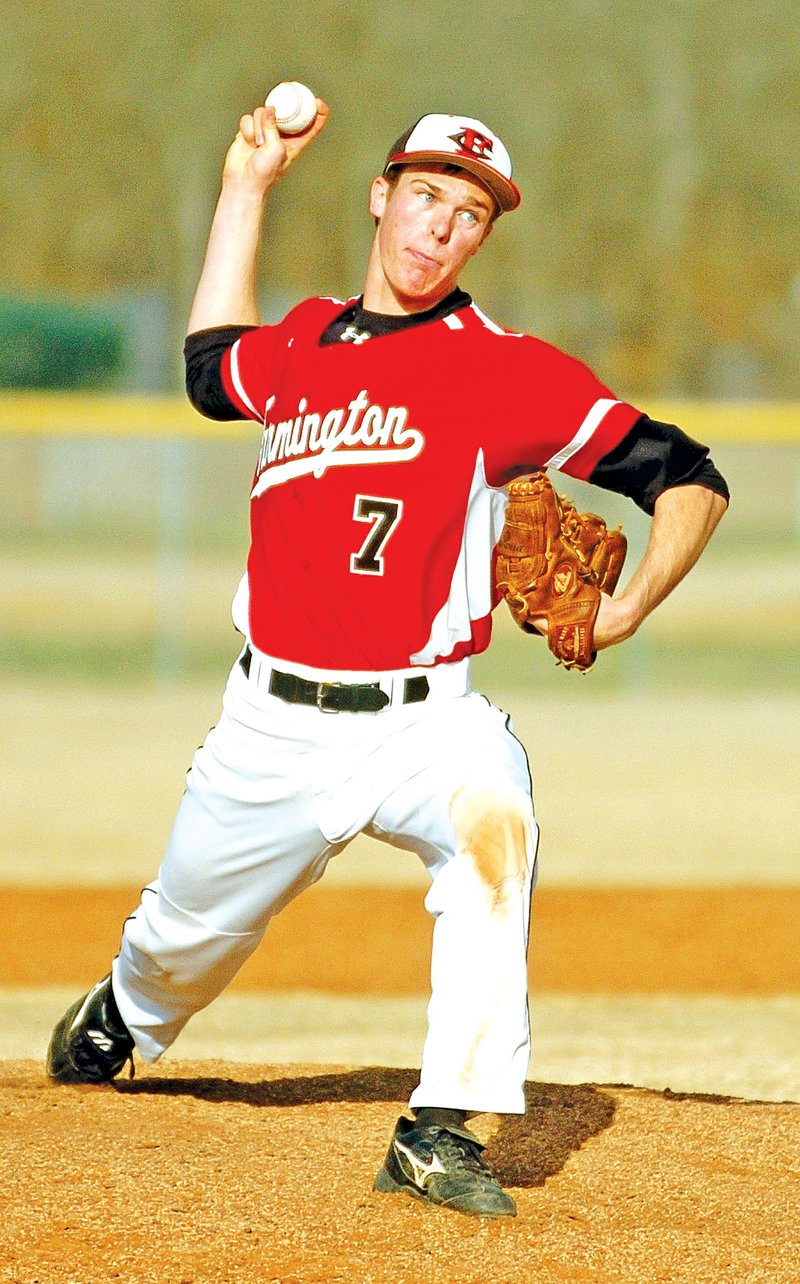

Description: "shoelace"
427 1129 487 1176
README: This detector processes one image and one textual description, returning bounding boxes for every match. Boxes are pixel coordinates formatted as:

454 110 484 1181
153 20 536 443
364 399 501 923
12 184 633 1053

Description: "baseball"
265 81 318 135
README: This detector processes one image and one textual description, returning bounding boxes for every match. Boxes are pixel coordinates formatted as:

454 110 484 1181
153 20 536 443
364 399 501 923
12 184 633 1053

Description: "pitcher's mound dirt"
1 1060 797 1283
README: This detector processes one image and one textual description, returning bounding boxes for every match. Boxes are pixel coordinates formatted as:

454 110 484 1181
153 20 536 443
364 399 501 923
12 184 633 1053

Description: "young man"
47 102 728 1219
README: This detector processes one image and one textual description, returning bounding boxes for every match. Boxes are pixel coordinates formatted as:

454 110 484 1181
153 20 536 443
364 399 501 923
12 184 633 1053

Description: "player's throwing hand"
223 99 330 193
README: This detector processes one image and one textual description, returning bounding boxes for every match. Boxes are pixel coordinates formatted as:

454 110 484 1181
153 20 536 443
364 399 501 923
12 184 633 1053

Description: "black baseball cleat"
46 975 135 1084
373 1115 516 1218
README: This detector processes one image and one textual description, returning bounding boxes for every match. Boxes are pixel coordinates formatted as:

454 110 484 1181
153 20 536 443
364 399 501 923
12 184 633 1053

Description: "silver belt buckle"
316 682 343 713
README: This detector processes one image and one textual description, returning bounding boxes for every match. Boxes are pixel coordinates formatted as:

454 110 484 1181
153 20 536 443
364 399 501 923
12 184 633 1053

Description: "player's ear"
369 175 390 222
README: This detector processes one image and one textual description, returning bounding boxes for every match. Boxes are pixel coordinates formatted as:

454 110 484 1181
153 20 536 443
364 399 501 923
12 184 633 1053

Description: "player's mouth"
406 248 442 270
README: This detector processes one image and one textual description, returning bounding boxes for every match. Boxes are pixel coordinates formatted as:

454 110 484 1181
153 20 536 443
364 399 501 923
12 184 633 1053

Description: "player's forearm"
609 483 728 640
187 183 269 333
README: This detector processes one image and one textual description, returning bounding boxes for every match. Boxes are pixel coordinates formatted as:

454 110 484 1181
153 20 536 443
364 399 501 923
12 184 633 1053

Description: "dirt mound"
2 1060 796 1283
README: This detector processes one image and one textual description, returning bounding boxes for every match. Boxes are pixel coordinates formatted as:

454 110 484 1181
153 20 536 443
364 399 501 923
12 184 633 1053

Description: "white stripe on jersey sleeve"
469 303 524 337
410 449 506 666
443 314 464 330
229 340 261 419
544 398 620 470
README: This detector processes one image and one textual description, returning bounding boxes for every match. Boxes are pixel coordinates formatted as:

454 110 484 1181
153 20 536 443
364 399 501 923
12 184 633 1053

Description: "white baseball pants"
113 650 538 1114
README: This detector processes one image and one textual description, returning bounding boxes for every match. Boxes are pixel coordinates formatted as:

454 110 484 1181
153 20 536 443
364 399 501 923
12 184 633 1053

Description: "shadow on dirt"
494 1081 617 1187
118 1067 616 1188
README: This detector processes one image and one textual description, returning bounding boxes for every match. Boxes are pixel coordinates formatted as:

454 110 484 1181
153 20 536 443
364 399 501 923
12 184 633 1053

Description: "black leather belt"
239 646 429 713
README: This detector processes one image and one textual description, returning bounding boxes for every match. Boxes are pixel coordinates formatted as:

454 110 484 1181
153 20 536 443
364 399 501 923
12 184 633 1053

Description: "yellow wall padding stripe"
0 393 797 444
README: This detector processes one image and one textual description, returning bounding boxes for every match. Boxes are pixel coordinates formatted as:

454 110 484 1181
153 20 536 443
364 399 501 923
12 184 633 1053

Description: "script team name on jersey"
250 388 424 498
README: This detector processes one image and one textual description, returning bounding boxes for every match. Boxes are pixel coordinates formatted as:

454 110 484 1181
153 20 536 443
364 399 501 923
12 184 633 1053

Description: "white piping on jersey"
229 340 261 419
544 398 620 470
469 303 524 338
231 572 250 640
410 448 506 666
443 314 464 330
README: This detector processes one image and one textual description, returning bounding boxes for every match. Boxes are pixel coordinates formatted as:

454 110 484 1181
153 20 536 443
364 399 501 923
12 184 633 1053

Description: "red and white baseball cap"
383 113 521 213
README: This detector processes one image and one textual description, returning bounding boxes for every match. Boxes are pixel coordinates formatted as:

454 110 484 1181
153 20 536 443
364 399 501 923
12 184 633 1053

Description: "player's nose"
429 210 454 243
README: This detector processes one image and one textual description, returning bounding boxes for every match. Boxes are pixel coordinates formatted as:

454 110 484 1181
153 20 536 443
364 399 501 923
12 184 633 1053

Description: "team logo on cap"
448 127 495 160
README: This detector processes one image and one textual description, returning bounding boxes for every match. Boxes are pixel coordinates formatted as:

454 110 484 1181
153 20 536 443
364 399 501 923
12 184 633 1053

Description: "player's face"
365 165 495 314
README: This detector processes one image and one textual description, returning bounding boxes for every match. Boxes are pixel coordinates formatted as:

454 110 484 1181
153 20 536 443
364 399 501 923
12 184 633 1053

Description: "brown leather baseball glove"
495 471 627 672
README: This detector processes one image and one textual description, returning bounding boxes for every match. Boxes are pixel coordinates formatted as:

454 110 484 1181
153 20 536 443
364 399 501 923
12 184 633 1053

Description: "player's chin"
397 269 452 310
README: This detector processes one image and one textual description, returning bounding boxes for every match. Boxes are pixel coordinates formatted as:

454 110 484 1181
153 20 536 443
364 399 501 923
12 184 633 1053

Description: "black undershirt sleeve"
184 325 257 420
590 415 730 515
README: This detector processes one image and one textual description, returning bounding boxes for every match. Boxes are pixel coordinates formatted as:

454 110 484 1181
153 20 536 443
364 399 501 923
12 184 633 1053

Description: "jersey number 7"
350 495 403 576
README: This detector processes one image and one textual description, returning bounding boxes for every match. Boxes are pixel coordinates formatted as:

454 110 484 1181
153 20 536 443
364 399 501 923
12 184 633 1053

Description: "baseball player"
47 98 729 1218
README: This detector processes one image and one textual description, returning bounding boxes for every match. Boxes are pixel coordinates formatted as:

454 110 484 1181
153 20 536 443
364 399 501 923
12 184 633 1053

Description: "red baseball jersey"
221 296 642 672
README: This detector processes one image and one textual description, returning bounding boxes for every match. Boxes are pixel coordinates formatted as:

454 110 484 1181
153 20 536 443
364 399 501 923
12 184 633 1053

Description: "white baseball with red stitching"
265 81 317 135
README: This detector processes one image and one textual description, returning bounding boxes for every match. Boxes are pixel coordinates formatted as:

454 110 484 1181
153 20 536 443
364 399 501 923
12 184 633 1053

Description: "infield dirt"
2 1061 798 1283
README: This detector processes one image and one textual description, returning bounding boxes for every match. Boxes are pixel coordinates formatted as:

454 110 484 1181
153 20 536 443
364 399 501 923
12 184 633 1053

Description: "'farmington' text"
250 389 425 497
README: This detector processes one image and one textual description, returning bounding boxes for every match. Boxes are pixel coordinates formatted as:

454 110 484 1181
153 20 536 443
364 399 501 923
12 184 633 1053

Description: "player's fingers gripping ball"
495 471 627 672
264 81 318 135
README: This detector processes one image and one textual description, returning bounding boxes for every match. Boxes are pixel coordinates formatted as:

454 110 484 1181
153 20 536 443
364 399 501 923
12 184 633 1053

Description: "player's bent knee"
122 886 261 992
449 785 535 901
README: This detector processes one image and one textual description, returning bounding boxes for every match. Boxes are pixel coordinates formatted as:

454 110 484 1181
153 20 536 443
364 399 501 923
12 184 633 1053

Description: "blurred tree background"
1 0 798 398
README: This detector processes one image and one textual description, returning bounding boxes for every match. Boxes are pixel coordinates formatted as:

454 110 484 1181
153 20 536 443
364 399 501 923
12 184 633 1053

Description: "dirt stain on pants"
450 785 532 911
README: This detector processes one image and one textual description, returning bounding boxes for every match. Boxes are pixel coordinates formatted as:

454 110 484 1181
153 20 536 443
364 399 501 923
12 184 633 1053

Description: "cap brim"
385 150 521 213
